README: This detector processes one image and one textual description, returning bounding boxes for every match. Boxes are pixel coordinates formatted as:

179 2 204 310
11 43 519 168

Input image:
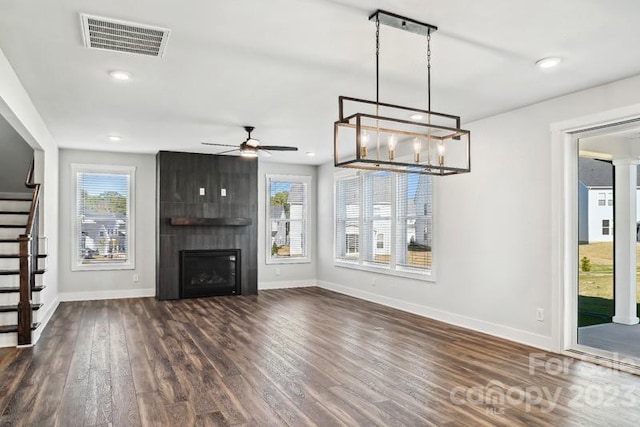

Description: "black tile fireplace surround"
156 151 258 300
180 249 240 298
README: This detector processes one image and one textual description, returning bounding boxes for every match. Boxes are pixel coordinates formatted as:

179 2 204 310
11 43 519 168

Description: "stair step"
0 285 46 294
0 197 32 202
0 303 43 312
0 225 25 228
0 269 46 276
0 255 47 259
0 211 29 215
0 322 40 334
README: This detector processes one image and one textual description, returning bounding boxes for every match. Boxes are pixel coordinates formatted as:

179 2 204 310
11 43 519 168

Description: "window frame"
265 174 312 265
333 170 436 281
71 163 136 271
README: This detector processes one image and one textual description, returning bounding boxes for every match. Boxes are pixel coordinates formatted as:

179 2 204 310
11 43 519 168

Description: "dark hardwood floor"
1 287 640 426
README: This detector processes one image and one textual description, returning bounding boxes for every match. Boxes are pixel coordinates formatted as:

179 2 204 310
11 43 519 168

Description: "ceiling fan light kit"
334 10 471 176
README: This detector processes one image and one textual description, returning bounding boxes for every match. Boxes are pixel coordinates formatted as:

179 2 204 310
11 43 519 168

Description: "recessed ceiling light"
109 70 132 80
108 135 123 142
306 152 316 157
409 113 424 121
536 57 562 69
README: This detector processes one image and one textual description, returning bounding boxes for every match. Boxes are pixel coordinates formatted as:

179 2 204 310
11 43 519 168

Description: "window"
598 192 606 206
602 219 613 236
607 192 614 206
267 175 311 264
335 171 433 277
72 164 135 270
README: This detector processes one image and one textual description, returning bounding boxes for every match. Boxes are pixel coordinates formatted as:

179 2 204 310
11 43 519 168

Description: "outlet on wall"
372 276 376 286
133 274 139 283
275 268 281 276
536 308 544 322
199 187 205 196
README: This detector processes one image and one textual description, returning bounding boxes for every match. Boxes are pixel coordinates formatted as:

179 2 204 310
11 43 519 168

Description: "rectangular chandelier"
334 10 471 176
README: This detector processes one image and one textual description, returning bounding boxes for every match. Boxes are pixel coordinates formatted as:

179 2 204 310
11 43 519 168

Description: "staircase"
0 161 46 347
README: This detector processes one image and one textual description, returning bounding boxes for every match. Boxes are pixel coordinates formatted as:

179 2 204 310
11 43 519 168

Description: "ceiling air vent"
80 13 171 57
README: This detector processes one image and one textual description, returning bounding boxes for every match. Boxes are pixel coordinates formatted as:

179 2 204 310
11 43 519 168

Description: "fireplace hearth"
180 249 240 298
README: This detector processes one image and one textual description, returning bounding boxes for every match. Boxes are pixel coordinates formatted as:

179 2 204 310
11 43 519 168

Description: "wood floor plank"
1 288 640 426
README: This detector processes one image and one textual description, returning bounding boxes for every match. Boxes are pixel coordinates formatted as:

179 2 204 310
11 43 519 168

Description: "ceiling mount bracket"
368 10 437 37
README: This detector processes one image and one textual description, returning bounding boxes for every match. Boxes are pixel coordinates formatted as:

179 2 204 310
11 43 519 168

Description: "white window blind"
363 172 391 266
396 174 433 270
335 175 360 262
72 164 135 270
335 171 433 276
267 175 311 263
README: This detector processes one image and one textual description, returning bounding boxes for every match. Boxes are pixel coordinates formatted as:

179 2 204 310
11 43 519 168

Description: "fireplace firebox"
180 249 240 298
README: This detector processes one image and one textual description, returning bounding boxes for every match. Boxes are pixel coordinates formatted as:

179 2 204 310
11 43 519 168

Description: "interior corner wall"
0 114 33 193
317 73 640 351
58 149 156 300
258 162 317 289
0 47 60 339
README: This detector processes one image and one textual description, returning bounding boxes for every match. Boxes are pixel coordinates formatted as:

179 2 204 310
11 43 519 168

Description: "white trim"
258 280 317 290
30 296 60 346
317 280 554 350
334 260 436 282
551 104 640 354
265 174 312 265
70 163 136 271
59 288 155 302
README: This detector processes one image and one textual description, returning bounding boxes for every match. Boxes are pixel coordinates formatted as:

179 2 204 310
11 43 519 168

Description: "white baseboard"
59 288 155 302
317 280 554 351
259 280 317 290
31 295 60 346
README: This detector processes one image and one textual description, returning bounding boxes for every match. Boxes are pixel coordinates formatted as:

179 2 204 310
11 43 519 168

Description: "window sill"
266 257 312 265
334 260 436 282
72 262 135 272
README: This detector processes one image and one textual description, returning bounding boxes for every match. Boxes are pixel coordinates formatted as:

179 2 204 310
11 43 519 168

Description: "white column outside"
612 158 639 325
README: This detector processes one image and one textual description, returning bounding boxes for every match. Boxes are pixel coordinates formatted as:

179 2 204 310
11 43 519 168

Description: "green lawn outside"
578 242 640 326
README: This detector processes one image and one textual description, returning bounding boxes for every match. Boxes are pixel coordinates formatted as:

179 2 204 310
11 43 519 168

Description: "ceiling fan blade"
201 142 237 147
213 148 239 155
258 145 298 151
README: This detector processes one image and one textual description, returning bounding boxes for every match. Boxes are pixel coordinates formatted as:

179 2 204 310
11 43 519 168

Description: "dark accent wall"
156 151 258 300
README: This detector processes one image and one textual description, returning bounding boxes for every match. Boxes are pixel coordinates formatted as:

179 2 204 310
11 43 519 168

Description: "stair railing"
18 159 40 346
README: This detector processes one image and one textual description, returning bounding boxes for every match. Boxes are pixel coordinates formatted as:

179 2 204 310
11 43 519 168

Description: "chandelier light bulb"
413 137 421 162
437 141 445 166
360 131 369 158
388 134 396 160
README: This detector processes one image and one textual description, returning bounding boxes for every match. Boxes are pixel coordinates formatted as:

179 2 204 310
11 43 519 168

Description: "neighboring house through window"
72 164 135 271
267 175 311 264
602 219 612 236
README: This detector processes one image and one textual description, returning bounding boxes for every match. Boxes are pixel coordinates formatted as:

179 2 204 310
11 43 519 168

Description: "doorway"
572 122 640 360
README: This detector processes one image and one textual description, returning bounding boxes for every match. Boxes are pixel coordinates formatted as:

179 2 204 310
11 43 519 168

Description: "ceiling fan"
202 126 298 158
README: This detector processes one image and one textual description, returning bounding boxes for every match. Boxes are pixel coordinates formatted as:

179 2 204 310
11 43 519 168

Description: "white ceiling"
1 0 640 165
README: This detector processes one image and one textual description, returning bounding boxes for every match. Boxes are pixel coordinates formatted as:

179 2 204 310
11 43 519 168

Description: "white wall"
0 47 60 342
258 162 317 289
58 149 155 300
0 114 33 193
318 73 640 351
